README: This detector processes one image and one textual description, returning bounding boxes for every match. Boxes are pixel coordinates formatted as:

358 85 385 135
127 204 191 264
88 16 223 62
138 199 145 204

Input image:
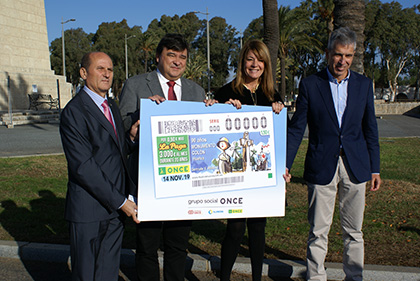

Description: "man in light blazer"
119 34 210 281
286 27 381 281
60 52 140 281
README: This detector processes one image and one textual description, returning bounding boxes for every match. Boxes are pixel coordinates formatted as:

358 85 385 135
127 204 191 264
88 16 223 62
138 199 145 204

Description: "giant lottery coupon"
137 99 286 221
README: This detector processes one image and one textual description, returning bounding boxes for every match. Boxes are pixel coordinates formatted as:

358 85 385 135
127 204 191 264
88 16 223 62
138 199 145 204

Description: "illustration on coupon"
151 111 277 199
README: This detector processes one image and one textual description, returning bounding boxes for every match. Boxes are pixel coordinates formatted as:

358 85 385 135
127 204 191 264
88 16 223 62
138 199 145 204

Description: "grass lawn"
0 138 419 267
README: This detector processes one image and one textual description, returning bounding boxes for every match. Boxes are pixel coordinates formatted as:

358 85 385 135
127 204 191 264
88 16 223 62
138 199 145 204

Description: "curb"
0 240 419 280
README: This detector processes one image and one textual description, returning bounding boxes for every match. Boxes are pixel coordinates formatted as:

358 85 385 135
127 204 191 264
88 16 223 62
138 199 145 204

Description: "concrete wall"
0 72 71 110
0 0 72 111
374 100 420 116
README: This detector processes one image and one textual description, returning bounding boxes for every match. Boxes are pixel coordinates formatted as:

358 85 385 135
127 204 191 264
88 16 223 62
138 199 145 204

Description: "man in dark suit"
119 34 211 281
60 52 140 281
286 27 381 281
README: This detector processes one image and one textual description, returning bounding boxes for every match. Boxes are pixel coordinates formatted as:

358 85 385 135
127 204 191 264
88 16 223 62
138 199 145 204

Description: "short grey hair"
327 27 357 51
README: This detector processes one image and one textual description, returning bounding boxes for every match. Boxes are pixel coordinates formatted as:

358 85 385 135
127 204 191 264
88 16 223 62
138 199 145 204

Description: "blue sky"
44 0 418 44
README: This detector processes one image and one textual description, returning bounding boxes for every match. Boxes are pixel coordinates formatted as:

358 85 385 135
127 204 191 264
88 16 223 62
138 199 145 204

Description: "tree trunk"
263 0 279 91
415 69 420 100
144 52 149 74
333 0 365 74
386 57 408 102
281 54 286 102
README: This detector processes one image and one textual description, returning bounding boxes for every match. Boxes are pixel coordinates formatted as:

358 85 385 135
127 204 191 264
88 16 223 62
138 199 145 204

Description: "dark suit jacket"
60 89 136 223
287 69 380 185
119 71 206 183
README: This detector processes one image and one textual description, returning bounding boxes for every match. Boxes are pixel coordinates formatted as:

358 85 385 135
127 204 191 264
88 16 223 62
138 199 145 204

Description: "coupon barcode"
158 119 203 134
192 176 244 188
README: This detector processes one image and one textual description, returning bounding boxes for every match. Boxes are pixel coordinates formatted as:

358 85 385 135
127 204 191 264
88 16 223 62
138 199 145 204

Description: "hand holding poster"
137 99 286 221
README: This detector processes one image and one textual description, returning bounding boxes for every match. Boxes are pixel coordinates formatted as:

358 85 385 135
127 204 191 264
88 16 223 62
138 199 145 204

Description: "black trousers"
69 217 124 281
135 220 192 281
220 217 266 281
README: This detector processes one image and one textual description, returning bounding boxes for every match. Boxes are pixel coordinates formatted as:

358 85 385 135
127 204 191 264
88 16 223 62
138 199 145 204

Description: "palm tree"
184 52 209 86
263 0 279 91
278 6 322 100
316 0 335 37
140 33 158 73
333 0 365 74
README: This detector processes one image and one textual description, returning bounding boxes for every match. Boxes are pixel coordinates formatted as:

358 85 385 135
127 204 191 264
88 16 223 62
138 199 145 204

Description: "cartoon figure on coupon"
240 131 254 172
256 147 268 171
217 137 232 174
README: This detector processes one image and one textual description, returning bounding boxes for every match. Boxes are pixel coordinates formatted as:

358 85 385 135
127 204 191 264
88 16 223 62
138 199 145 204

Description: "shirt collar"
326 68 350 84
83 86 107 109
156 68 182 86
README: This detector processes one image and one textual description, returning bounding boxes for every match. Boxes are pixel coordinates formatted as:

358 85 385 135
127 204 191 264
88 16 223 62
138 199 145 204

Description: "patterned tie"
167 81 177 100
101 100 118 138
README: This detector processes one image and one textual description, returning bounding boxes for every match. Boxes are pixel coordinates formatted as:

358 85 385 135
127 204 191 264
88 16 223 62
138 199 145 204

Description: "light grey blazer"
119 70 206 131
118 70 206 182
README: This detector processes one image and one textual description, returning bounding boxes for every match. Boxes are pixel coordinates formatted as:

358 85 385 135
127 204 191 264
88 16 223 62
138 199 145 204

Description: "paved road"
0 123 63 158
1 114 419 158
376 114 420 138
0 257 303 281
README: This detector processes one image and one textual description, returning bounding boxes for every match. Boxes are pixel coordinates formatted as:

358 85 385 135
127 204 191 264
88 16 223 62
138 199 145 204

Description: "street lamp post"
194 7 211 96
125 34 136 80
61 17 76 80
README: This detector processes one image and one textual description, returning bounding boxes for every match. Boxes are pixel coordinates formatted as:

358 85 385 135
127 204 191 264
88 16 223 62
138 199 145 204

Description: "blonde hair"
232 39 275 102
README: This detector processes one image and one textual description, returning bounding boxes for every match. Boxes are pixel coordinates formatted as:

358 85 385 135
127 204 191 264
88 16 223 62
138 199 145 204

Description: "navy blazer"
60 89 136 223
287 69 380 185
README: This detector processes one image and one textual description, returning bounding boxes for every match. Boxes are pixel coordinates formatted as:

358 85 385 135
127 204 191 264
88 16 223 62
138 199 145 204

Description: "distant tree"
243 17 264 41
278 6 321 100
410 4 420 100
184 51 208 85
233 17 264 72
92 19 142 96
139 32 159 73
366 2 418 101
333 0 365 74
196 17 238 88
49 28 92 90
316 0 335 37
364 0 382 88
128 25 143 77
179 12 203 45
146 12 201 44
289 1 324 93
263 0 279 91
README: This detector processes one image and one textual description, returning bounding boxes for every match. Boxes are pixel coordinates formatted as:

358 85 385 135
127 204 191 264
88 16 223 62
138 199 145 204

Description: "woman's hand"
272 101 284 114
204 99 218 106
226 99 242 109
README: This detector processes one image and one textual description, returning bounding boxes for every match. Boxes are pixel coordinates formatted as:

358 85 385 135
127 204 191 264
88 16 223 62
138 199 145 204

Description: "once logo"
159 165 190 175
220 197 243 205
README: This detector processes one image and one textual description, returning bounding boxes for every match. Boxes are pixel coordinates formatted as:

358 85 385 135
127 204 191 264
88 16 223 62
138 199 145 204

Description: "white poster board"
137 99 286 221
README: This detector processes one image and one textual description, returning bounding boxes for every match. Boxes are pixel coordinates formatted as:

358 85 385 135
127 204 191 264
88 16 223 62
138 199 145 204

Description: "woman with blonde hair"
214 39 284 281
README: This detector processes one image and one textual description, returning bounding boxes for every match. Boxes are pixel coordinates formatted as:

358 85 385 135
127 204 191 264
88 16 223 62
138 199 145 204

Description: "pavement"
1 114 420 280
0 240 419 280
0 122 63 158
